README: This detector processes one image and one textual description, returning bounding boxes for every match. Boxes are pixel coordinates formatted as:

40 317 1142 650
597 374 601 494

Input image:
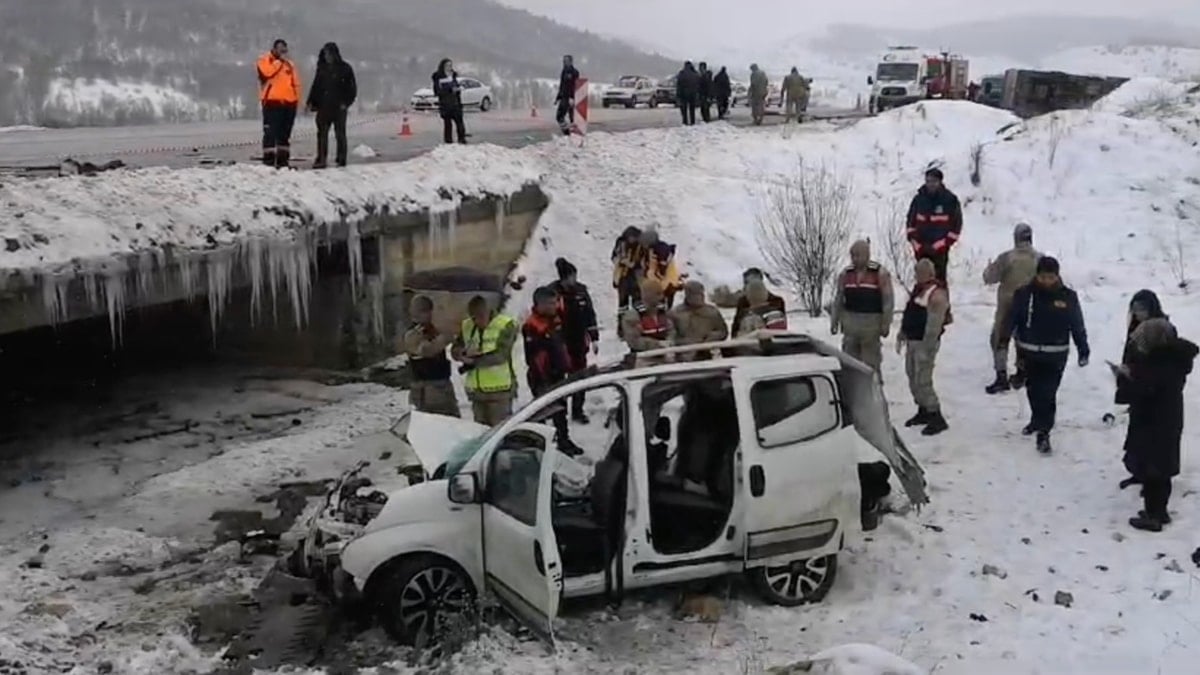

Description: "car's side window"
485 433 545 526
750 376 839 448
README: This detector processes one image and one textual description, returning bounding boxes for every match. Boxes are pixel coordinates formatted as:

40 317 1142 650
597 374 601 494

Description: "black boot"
922 411 949 436
904 408 931 427
1138 509 1171 525
1129 514 1164 532
1119 476 1142 490
1009 369 1027 390
1021 422 1037 436
985 371 1010 394
1036 431 1052 454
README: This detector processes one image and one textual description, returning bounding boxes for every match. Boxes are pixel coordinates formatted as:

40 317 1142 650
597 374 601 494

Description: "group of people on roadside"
673 62 811 127
256 39 358 169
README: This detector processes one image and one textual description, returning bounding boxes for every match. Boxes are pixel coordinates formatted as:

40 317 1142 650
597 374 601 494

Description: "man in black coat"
306 42 357 168
433 58 466 144
1114 318 1197 532
1008 256 1089 454
555 55 580 136
698 62 714 123
713 67 732 119
675 61 700 126
549 258 600 422
906 168 963 284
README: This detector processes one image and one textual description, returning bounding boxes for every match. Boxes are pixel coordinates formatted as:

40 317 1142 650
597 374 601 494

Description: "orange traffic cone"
399 110 413 137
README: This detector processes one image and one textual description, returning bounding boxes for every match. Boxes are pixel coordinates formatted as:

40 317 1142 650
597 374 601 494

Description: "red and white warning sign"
571 77 589 137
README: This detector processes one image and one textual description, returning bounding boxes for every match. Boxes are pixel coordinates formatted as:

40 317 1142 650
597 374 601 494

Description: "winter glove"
1078 355 1089 367
829 321 839 335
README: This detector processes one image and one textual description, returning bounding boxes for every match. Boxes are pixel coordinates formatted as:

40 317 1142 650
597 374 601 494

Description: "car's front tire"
747 554 837 607
479 96 492 112
375 554 477 646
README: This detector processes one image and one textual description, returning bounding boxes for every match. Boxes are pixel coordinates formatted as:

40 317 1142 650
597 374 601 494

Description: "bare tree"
1158 221 1190 291
756 159 855 316
876 197 915 297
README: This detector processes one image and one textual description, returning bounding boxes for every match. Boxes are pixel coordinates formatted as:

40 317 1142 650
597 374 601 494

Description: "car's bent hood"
391 409 489 474
363 479 454 533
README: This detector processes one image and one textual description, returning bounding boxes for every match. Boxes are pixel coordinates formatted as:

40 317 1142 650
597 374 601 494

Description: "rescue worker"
732 268 786 336
257 39 301 168
523 286 583 456
622 278 676 356
713 67 732 120
433 58 466 144
982 222 1040 393
555 55 580 135
549 258 599 422
639 228 683 308
669 281 728 360
905 167 963 283
452 295 518 426
698 62 714 123
830 240 894 373
402 295 460 417
611 226 646 329
1008 256 1090 454
306 42 357 169
1114 318 1196 531
749 64 769 125
676 61 700 126
897 259 950 435
782 67 810 123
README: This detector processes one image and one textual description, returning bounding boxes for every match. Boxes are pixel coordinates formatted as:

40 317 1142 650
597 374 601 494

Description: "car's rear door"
481 425 563 641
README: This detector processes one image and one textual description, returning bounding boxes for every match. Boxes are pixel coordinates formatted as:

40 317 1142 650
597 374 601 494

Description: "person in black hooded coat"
1115 318 1197 532
432 58 466 144
1116 289 1167 404
306 42 357 168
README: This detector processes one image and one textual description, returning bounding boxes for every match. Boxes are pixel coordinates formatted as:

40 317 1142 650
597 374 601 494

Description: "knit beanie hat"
1036 256 1060 275
555 257 577 280
1132 318 1176 353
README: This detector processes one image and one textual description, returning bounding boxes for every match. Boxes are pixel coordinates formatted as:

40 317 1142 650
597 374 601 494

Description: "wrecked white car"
293 332 927 646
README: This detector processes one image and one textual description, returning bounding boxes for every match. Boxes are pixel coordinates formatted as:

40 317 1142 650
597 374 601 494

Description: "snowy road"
0 105 862 171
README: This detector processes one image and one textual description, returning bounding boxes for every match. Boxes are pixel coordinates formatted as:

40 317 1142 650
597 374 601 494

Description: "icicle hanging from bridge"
103 268 127 348
347 225 363 300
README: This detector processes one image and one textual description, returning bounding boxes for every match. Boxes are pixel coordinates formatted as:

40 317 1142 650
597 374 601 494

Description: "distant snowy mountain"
1040 45 1200 80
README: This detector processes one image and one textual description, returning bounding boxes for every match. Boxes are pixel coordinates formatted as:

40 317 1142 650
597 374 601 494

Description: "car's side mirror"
867 76 873 85
448 472 479 504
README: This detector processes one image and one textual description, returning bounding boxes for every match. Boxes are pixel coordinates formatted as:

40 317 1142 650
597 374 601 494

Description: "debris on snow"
1055 591 1074 608
770 643 925 675
351 143 378 159
981 564 1008 579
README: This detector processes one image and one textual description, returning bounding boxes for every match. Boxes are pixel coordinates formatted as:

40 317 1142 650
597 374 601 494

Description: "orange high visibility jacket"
257 53 300 105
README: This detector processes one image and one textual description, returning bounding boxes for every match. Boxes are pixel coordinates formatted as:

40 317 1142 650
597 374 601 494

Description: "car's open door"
812 340 929 506
481 424 564 642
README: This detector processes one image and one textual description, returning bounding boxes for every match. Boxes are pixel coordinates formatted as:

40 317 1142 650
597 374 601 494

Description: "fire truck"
924 51 969 99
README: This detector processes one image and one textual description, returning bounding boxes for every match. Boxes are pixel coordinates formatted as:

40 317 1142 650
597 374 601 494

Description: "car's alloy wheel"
479 96 491 112
379 558 475 646
749 553 838 607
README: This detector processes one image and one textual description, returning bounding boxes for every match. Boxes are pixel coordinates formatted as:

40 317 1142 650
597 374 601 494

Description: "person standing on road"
782 67 810 123
898 258 950 436
403 295 460 417
748 64 769 125
713 67 732 120
453 296 518 426
905 167 963 284
676 61 700 126
1008 256 1090 454
555 55 580 136
549 258 600 423
1114 318 1196 532
698 62 714 123
523 286 584 456
831 240 895 374
257 39 301 168
306 42 356 169
732 268 786 336
433 58 467 144
982 222 1041 394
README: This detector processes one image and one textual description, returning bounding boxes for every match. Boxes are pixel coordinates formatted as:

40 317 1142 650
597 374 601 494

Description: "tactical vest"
841 263 884 314
460 314 516 393
408 324 452 382
901 281 947 340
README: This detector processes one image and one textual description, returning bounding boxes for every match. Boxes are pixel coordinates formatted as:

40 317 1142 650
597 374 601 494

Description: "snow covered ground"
2 79 1200 673
1042 45 1200 81
41 78 240 125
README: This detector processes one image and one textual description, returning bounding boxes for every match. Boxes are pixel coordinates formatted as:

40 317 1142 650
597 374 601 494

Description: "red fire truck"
924 52 969 99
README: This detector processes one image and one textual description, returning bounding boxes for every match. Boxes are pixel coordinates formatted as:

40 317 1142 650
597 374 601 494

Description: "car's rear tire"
648 96 658 108
375 554 477 647
479 96 491 112
748 553 837 607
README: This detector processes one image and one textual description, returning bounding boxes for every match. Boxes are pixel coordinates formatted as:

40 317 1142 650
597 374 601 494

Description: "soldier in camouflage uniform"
898 259 951 436
403 295 460 417
982 222 1041 393
831 240 895 374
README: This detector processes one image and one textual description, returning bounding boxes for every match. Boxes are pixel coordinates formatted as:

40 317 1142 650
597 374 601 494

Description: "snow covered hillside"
1042 45 1200 81
2 82 1200 673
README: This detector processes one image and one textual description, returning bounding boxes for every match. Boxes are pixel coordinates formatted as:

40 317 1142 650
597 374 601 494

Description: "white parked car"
292 332 928 645
409 77 493 112
602 75 659 108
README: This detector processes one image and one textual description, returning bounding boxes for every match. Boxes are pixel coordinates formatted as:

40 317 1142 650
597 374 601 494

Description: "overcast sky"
496 1 1200 55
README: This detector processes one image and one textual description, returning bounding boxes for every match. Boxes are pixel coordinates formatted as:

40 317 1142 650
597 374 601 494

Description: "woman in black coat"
1115 289 1166 490
1114 318 1197 532
432 58 466 144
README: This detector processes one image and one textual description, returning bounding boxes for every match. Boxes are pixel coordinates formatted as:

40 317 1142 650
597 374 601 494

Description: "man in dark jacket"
906 168 963 283
676 61 700 126
713 67 732 119
306 42 357 169
549 258 599 423
698 62 714 123
555 55 580 136
732 268 786 336
433 58 466 144
1008 256 1089 454
1113 318 1197 531
523 286 582 455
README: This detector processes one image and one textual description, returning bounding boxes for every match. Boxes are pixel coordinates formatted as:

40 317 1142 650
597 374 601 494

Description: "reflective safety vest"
633 302 672 341
257 53 300 105
840 262 884 314
460 314 516 393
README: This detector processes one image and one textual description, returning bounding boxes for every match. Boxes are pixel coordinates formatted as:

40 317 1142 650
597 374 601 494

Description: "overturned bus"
998 68 1129 118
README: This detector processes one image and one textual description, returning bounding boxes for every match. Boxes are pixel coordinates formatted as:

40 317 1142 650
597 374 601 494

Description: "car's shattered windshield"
442 429 494 477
